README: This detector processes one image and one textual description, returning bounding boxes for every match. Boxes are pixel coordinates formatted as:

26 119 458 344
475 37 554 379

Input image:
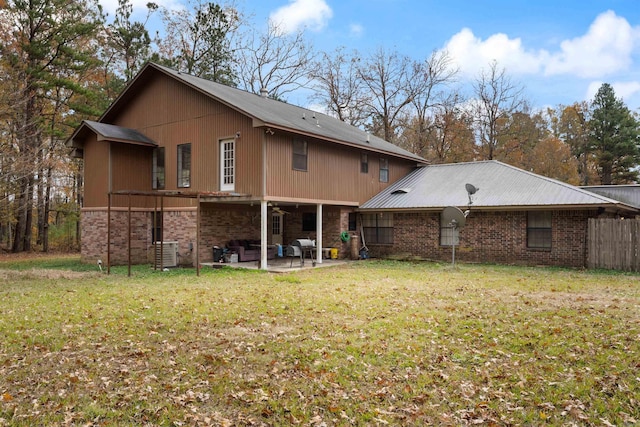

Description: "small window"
527 211 552 248
348 212 357 231
361 213 393 244
177 143 191 188
361 153 369 173
302 212 316 231
440 212 459 246
152 147 165 190
379 158 389 182
293 139 308 171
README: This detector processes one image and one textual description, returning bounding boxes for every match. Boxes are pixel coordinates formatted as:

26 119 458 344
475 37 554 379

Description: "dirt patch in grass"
0 268 97 281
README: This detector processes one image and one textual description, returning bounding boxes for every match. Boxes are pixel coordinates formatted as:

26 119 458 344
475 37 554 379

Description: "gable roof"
360 160 638 213
100 62 424 163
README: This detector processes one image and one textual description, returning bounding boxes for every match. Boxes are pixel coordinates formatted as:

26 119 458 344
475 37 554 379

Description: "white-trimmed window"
177 143 191 188
220 139 235 191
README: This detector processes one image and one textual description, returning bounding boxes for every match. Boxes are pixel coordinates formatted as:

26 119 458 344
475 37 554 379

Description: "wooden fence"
588 218 640 271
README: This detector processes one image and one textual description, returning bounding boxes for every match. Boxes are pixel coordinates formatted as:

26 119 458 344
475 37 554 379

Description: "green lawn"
1 258 638 426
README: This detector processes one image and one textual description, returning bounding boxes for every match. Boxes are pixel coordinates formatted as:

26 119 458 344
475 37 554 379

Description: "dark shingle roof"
146 63 423 162
361 160 637 212
68 120 157 148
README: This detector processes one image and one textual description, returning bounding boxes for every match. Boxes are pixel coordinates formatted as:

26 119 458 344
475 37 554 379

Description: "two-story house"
69 62 638 271
68 62 425 270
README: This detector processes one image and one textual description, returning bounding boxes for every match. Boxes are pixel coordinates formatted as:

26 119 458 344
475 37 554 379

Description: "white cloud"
545 10 640 78
444 28 548 77
443 10 640 81
269 0 333 34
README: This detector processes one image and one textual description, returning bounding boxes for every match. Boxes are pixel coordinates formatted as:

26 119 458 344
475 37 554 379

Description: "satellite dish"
465 183 479 195
442 206 466 229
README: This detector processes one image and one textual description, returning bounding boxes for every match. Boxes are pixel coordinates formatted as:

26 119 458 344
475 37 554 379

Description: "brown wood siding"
109 143 154 208
266 133 416 204
106 73 263 208
82 134 109 207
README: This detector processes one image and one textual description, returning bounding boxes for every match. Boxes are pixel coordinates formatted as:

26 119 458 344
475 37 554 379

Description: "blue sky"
104 0 640 112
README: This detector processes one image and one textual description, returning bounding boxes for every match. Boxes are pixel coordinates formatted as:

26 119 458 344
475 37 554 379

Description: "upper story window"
152 147 165 190
527 211 552 248
177 143 191 188
293 139 308 171
361 153 369 173
379 158 389 182
220 139 235 191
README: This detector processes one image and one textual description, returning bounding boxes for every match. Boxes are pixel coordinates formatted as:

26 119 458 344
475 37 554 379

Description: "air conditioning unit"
153 241 178 268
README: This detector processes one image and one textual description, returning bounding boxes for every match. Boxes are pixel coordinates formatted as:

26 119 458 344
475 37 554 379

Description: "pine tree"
588 83 640 184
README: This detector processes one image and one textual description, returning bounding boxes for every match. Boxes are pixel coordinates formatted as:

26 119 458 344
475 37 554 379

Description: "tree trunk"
37 165 44 246
12 176 33 252
42 166 52 252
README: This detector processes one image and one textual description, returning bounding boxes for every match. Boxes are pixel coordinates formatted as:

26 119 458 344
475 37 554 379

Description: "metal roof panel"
361 160 635 211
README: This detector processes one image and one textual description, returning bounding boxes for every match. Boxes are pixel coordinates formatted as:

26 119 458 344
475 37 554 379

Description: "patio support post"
196 194 201 277
160 196 164 270
260 200 268 270
153 197 157 270
316 203 323 265
127 193 131 277
107 192 111 274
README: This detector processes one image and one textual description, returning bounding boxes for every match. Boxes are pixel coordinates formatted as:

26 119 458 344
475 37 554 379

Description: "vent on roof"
260 88 268 98
391 188 411 194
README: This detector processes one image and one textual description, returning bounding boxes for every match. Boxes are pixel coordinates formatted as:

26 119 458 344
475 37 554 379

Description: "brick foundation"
81 208 197 266
368 210 595 268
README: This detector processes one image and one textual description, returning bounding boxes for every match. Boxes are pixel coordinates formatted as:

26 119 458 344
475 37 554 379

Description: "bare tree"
309 47 370 127
357 47 415 143
400 49 458 154
472 61 527 160
235 22 315 100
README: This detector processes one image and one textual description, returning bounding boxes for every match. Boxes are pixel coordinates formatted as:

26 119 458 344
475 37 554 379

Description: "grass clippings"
0 257 638 426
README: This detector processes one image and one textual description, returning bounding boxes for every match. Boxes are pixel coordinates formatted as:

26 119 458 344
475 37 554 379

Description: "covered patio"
106 190 356 276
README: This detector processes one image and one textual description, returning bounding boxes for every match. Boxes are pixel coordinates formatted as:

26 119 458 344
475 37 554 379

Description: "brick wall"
82 205 360 265
282 206 355 258
369 209 595 268
81 209 150 265
81 208 197 266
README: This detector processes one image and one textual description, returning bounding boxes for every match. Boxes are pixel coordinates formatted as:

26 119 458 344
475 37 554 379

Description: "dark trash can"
213 246 223 262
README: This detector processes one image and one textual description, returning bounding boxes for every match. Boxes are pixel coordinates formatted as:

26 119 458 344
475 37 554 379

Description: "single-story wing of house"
358 160 638 267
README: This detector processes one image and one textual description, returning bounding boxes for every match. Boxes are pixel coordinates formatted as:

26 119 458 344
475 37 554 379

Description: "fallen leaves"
1 261 639 425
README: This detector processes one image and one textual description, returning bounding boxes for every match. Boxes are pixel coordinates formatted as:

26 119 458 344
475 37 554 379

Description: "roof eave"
358 203 640 214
